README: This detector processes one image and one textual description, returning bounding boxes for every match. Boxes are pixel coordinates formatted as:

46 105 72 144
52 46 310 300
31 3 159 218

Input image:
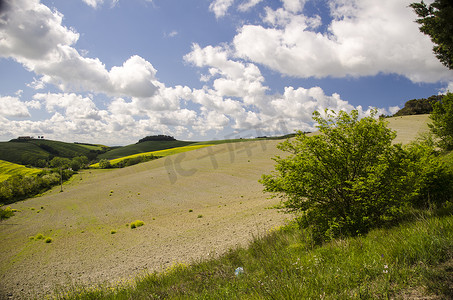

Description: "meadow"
1 113 448 299
0 160 42 182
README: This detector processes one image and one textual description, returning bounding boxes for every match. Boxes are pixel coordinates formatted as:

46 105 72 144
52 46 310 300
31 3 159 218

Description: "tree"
49 157 71 169
429 92 453 150
410 0 453 69
98 159 111 169
260 109 416 242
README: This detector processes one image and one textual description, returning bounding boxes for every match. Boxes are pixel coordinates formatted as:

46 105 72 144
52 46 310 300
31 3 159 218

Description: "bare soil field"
0 115 430 299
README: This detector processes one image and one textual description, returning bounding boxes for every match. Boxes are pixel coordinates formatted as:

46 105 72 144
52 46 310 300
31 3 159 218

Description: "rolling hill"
97 140 196 160
0 114 433 299
0 160 42 182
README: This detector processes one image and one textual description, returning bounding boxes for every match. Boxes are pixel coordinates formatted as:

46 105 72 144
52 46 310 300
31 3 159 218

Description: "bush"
429 92 453 151
0 206 15 220
260 109 422 242
98 159 112 169
130 220 144 229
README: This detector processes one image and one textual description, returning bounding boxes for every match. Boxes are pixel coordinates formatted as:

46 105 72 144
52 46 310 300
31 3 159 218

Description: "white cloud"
82 0 103 8
0 0 160 98
0 96 31 118
234 0 453 83
238 0 263 12
209 0 235 18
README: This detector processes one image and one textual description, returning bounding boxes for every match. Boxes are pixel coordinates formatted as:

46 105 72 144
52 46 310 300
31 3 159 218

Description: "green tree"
98 159 111 169
410 0 453 69
49 157 71 169
260 109 416 242
429 92 453 151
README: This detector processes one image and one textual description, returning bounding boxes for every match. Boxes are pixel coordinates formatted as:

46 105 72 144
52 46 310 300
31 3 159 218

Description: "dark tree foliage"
137 135 176 143
410 0 453 69
393 94 443 116
429 92 453 151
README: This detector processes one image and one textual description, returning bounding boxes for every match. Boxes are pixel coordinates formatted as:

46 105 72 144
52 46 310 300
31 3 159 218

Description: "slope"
0 114 431 299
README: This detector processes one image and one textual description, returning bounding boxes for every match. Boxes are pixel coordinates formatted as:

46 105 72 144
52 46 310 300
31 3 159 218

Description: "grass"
90 144 214 168
0 139 92 166
0 159 42 182
57 212 453 299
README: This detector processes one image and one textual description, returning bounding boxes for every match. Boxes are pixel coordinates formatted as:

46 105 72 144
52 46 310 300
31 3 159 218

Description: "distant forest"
393 94 443 116
137 135 176 143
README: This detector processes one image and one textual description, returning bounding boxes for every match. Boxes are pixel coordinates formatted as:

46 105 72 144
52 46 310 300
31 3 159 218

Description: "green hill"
0 160 42 182
97 140 196 160
0 139 95 166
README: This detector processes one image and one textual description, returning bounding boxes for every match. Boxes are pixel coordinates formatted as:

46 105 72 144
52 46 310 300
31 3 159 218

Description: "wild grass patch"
130 220 144 229
58 213 453 299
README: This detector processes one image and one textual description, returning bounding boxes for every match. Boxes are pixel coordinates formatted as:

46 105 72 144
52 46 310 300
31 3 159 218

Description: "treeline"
0 156 89 204
137 135 176 143
393 94 443 116
0 169 74 205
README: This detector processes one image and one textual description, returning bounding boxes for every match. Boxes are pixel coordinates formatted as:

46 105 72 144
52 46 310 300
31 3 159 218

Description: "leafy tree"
410 0 453 69
49 157 71 169
98 159 112 169
393 95 442 116
429 92 453 150
260 109 417 242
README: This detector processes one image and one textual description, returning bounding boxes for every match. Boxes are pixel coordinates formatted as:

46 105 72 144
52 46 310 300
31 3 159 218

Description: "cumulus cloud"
234 0 453 83
0 96 31 118
209 0 235 18
238 0 263 12
0 0 159 98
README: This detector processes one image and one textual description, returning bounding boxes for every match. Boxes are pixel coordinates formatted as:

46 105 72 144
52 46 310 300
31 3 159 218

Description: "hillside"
97 140 196 160
0 139 95 166
0 160 42 182
0 114 433 299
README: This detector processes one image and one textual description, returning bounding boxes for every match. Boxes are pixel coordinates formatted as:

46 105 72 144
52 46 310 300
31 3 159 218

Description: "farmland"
0 114 445 299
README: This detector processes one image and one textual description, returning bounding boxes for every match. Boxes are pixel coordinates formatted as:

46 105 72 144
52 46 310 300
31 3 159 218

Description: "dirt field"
0 115 430 299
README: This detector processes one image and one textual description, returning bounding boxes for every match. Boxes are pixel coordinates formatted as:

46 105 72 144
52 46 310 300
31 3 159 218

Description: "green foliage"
261 109 430 242
406 139 453 208
130 220 144 229
429 92 453 151
410 0 453 69
392 95 442 116
50 157 71 169
0 159 42 182
0 169 73 204
45 237 53 243
98 159 111 169
0 206 15 220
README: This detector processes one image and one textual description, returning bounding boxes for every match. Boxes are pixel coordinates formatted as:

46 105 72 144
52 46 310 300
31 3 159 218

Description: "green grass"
0 141 50 165
98 141 196 160
0 159 42 182
57 212 453 299
0 139 92 166
91 144 214 168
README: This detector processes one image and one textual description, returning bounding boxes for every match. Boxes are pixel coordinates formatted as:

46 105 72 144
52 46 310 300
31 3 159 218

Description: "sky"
0 0 452 145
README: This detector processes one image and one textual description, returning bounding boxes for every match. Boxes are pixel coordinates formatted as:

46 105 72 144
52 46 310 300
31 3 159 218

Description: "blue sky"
0 0 452 145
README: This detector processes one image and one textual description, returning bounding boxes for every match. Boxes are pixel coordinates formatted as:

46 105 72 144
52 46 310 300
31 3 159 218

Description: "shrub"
45 237 52 243
98 159 112 169
260 109 420 242
429 92 453 151
0 206 14 220
130 220 144 229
